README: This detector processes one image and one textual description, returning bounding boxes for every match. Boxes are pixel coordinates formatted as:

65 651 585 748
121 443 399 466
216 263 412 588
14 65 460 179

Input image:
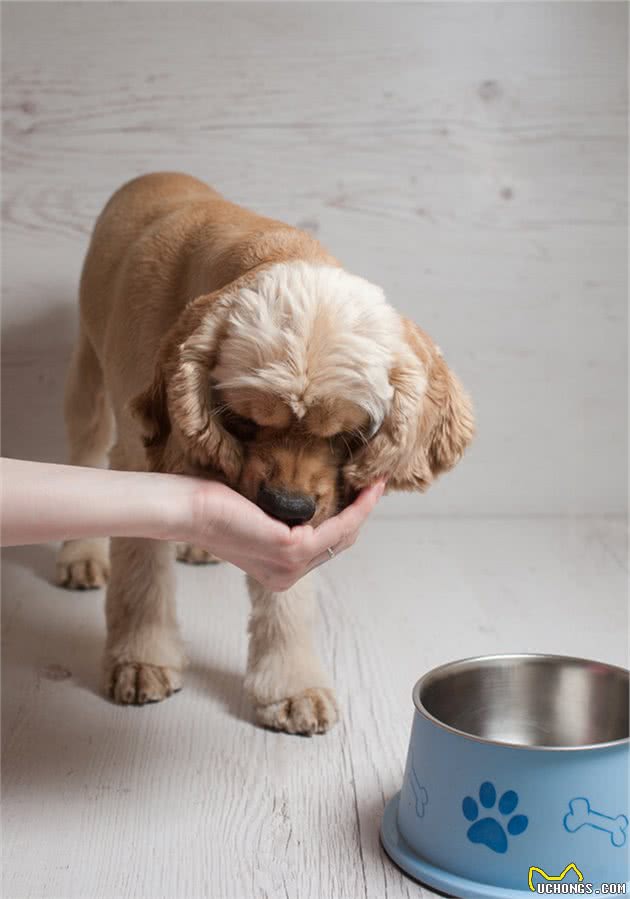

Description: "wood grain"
2 1 627 515
2 518 627 899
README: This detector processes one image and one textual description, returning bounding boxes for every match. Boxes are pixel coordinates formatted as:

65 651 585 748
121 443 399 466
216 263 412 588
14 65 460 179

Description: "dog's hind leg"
56 324 114 589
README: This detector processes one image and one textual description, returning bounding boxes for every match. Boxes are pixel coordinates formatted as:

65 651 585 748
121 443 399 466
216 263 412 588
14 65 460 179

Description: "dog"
57 173 474 735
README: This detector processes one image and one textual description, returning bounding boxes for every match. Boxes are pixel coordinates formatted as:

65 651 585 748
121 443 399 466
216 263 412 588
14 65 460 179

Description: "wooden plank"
2 518 626 898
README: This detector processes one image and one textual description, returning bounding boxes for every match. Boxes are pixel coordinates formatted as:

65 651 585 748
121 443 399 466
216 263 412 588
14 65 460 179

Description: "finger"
305 549 337 575
303 480 385 558
283 482 383 562
207 482 293 558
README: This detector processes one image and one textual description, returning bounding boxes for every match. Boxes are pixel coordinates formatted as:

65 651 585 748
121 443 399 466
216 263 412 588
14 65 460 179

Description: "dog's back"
79 173 332 378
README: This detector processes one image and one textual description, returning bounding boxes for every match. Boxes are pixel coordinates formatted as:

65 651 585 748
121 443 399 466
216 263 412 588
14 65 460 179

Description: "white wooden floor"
2 517 627 899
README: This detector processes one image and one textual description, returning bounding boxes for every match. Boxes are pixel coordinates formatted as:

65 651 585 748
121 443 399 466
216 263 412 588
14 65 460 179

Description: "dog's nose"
256 485 316 527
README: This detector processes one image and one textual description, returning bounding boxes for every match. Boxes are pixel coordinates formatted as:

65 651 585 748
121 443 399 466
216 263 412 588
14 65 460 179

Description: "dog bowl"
381 654 629 897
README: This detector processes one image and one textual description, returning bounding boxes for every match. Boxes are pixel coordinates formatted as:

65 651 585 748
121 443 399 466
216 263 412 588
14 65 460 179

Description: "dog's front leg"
104 537 185 704
244 574 339 735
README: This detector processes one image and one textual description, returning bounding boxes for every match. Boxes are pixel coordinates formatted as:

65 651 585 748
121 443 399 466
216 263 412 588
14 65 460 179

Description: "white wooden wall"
2 2 627 517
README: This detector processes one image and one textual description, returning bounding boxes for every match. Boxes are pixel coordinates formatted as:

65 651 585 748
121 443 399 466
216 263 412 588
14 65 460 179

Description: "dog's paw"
56 539 110 590
107 662 182 705
254 687 339 736
175 543 221 565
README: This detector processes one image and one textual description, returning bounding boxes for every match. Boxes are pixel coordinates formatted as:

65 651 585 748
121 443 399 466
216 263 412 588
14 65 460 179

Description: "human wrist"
186 477 222 548
146 472 199 543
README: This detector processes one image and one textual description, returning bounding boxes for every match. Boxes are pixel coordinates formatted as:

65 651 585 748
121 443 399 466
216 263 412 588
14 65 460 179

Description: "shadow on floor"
187 659 251 724
1 562 255 802
2 544 105 697
2 545 252 721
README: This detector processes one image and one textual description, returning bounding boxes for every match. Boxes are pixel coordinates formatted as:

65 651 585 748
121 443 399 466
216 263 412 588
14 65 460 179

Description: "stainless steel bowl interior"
415 654 629 749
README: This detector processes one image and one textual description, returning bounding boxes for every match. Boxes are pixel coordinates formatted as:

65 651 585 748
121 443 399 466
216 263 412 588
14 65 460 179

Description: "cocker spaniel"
57 173 474 735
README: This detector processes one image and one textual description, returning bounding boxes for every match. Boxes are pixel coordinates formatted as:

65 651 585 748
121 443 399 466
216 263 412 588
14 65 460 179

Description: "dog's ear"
130 291 242 478
422 344 475 480
344 318 474 492
129 369 172 472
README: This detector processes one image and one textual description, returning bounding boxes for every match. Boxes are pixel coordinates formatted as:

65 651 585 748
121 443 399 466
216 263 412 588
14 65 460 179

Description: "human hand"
184 479 386 591
0 460 383 581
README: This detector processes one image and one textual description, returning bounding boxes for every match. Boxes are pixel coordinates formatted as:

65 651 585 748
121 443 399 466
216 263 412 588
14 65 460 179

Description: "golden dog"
57 173 474 734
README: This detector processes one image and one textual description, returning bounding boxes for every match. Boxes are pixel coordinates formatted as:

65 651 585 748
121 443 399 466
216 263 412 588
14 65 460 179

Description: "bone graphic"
410 766 428 818
563 797 628 847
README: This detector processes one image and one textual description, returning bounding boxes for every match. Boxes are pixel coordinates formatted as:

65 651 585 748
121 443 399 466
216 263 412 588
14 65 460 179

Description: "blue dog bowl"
381 654 629 897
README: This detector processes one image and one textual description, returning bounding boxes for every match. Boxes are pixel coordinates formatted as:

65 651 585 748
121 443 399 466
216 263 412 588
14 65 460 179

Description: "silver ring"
326 546 335 560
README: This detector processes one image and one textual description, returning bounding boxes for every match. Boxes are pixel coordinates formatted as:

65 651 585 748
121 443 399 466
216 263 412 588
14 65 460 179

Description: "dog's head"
132 262 474 526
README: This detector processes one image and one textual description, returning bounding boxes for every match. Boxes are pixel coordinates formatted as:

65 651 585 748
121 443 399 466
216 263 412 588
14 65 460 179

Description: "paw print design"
462 781 528 854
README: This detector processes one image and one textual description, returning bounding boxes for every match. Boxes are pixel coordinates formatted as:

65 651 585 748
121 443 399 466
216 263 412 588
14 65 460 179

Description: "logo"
527 863 627 894
528 864 583 892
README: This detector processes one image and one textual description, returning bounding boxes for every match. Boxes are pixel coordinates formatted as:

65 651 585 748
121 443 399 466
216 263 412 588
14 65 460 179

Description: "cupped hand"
187 479 385 591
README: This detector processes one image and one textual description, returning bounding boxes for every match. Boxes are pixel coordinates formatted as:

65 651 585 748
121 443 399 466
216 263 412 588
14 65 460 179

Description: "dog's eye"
332 431 364 457
222 411 260 441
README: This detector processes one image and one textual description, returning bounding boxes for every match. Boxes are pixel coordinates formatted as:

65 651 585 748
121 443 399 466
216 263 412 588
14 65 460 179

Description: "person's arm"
0 458 185 546
0 458 384 591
